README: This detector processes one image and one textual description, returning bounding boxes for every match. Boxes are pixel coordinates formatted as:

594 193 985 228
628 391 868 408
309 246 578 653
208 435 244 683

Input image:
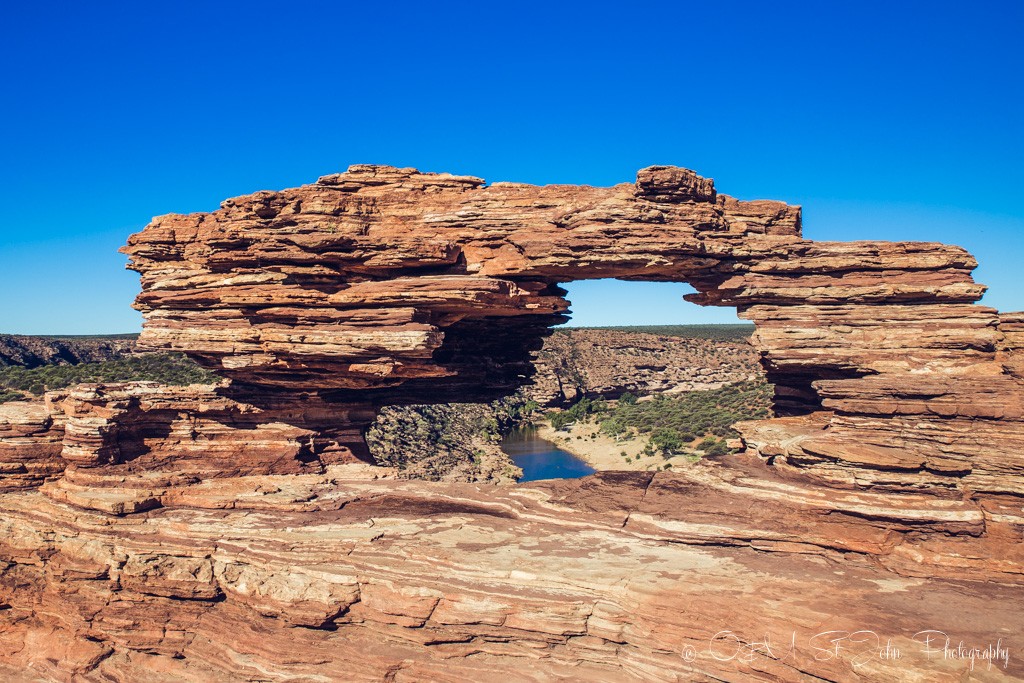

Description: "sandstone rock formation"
0 328 762 486
0 165 1020 681
1 465 1021 682
114 163 1020 493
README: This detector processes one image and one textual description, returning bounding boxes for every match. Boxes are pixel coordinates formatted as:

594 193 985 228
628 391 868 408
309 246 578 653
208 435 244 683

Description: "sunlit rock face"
119 164 1020 491
0 166 1021 682
121 164 806 400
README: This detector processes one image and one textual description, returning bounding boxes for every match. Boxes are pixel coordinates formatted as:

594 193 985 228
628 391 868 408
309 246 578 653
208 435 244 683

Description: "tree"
650 428 684 456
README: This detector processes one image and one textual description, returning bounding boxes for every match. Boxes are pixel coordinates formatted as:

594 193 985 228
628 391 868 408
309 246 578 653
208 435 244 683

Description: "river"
500 425 597 482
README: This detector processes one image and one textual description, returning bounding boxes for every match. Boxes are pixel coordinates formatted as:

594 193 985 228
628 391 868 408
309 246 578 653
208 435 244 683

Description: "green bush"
697 436 719 451
705 441 731 457
0 353 220 399
548 411 574 431
650 428 684 456
599 418 626 436
549 381 771 456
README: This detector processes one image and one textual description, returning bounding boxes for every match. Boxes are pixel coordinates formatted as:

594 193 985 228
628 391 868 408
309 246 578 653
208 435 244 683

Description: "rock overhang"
108 164 1022 493
120 165 980 402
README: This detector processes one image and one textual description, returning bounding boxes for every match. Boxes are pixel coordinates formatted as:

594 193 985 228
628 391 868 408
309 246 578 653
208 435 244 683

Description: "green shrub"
0 389 26 404
697 436 719 451
650 428 684 456
0 353 220 396
548 411 574 431
575 381 772 455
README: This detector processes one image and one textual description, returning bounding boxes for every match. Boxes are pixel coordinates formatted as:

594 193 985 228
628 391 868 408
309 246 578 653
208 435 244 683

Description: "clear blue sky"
1 1 1020 334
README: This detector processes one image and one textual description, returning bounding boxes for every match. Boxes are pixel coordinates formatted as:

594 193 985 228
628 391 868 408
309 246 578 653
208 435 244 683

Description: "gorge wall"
0 166 1021 681
0 334 136 369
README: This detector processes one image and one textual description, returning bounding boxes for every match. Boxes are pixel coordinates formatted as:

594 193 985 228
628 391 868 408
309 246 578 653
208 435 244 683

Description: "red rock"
0 165 1020 681
0 468 1020 681
0 398 66 491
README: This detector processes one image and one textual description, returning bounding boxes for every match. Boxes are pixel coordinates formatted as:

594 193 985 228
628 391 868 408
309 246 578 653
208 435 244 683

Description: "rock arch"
112 164 1020 493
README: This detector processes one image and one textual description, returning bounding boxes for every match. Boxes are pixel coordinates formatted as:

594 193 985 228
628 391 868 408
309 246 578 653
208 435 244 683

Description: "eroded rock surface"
0 165 1020 681
113 163 1021 493
1 466 1021 682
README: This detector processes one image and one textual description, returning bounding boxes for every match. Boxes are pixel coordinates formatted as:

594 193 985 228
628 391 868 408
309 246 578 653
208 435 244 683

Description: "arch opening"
558 279 745 328
495 279 770 481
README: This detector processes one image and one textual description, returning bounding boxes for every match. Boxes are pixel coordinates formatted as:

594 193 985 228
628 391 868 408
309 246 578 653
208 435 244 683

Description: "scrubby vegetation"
366 394 539 482
562 324 754 341
547 381 772 457
0 353 220 402
21 333 139 340
0 390 24 403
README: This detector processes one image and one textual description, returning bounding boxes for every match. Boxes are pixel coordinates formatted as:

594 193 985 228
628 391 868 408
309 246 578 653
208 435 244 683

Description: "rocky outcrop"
0 466 1020 681
0 165 1020 681
531 328 761 405
119 165 804 402
0 396 65 491
114 163 1018 493
0 334 136 367
0 328 761 487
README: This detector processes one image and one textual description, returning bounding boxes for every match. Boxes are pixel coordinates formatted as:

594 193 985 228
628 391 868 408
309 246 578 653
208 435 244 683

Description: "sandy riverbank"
533 420 694 472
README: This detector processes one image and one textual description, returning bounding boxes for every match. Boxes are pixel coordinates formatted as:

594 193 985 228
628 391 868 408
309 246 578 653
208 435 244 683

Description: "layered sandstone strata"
0 397 65 491
0 166 1020 681
0 466 1021 681
119 165 804 400
116 164 1022 491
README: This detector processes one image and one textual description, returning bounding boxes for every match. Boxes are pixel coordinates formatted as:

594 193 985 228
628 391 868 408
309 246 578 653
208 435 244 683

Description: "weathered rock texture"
0 166 1021 681
1 466 1022 682
120 165 804 402
114 163 1021 493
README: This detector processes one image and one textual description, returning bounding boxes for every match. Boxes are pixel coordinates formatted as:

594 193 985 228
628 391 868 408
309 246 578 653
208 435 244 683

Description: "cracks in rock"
620 471 657 530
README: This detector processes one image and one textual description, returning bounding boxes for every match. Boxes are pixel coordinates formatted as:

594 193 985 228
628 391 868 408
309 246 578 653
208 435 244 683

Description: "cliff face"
0 166 1021 681
0 334 136 368
531 328 761 405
